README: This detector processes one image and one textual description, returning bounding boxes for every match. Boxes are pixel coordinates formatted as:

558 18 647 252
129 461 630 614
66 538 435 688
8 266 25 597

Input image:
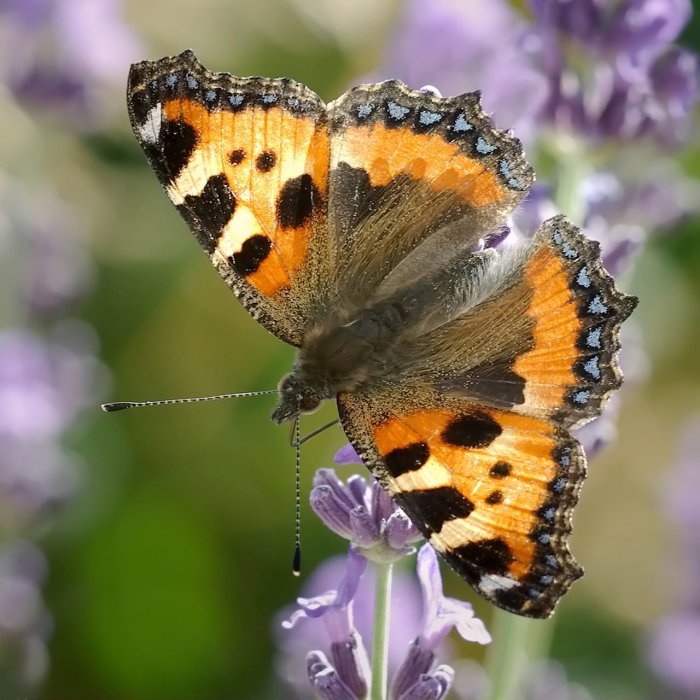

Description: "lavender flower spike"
311 468 421 563
284 549 371 700
391 545 490 700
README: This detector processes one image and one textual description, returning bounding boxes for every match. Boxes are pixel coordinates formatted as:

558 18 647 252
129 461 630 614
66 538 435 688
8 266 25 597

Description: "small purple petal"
334 443 364 465
306 651 358 700
310 486 355 540
349 506 380 546
314 469 358 510
417 545 491 648
330 633 370 699
347 475 369 507
282 550 368 644
371 479 397 523
384 511 421 552
391 640 436 700
529 0 604 43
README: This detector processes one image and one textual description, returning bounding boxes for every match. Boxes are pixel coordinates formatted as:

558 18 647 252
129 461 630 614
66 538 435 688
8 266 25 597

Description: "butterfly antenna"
293 415 302 577
101 389 278 412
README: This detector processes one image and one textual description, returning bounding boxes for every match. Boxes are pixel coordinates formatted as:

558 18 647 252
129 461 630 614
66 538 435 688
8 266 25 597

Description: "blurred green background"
2 1 700 699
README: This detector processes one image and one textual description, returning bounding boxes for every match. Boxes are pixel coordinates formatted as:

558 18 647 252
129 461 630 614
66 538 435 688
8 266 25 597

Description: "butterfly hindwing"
338 394 585 617
127 50 330 345
372 216 636 424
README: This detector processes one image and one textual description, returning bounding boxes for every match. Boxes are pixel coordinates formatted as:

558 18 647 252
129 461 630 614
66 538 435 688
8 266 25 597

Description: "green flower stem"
484 610 536 700
370 562 394 700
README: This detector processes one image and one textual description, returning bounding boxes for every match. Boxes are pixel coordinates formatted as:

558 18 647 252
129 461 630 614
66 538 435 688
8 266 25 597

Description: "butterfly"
126 50 637 618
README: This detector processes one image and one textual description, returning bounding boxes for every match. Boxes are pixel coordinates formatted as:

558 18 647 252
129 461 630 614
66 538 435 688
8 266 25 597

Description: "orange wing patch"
160 98 329 297
512 244 582 410
327 81 534 211
334 121 507 208
366 404 584 617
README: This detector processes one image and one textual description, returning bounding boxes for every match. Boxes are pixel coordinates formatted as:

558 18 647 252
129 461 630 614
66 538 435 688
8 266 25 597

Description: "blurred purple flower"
0 180 101 685
0 177 95 313
371 0 547 133
0 541 51 686
647 417 700 698
525 0 697 144
649 612 700 697
311 467 422 563
0 328 96 441
0 0 142 122
376 0 697 145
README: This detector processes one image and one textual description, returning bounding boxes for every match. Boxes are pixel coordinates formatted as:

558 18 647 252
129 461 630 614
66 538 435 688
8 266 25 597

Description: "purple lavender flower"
647 417 700 698
525 0 698 144
371 0 547 133
311 467 422 563
278 543 489 700
275 553 424 697
0 0 142 122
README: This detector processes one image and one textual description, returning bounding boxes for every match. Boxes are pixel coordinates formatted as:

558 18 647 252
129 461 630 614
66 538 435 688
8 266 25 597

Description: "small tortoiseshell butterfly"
124 50 637 618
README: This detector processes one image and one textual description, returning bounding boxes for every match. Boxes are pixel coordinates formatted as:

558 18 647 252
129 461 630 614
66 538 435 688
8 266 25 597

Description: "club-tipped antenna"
101 389 278 412
293 415 302 577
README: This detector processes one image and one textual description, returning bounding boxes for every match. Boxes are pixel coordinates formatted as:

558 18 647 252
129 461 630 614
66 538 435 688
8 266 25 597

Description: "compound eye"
299 395 320 414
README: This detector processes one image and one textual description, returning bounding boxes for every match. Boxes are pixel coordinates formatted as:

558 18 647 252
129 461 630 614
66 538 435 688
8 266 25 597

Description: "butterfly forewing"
127 50 330 346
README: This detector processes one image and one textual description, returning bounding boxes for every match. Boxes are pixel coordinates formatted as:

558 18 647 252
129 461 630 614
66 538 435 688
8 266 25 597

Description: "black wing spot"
485 490 503 505
256 150 277 172
453 538 514 576
397 487 474 533
489 461 512 479
177 173 236 254
384 442 430 478
153 118 199 186
442 412 502 449
230 235 272 276
276 174 319 229
229 149 246 165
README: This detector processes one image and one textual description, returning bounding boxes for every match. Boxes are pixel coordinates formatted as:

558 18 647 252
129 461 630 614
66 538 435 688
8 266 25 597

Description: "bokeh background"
1 1 700 699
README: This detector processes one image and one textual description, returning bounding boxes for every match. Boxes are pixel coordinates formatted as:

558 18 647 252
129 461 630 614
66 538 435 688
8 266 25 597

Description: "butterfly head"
271 373 322 424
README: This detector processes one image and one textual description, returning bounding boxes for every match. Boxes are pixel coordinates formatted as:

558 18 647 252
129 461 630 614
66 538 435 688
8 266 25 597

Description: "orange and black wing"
338 219 636 618
339 394 585 618
127 50 330 345
324 81 533 308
